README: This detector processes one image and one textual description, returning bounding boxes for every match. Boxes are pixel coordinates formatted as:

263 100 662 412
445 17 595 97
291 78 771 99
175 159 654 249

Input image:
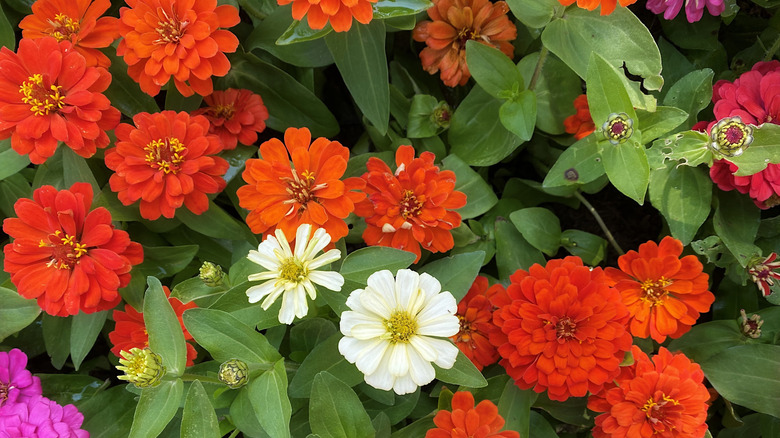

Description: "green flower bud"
601 113 634 145
199 261 225 287
218 359 249 389
432 102 452 129
710 116 753 158
117 347 166 388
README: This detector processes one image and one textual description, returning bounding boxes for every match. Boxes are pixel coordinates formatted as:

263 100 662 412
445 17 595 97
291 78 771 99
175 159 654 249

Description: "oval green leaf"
128 379 184 438
310 372 375 438
181 380 221 438
144 276 187 376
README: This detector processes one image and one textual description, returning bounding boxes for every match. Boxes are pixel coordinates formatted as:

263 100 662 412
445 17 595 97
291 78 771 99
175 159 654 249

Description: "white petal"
340 309 372 335
308 271 344 292
277 296 296 324
391 374 418 395
261 287 285 310
308 249 342 270
387 343 410 377
406 346 435 386
416 314 460 338
366 270 397 298
416 292 457 325
338 335 365 363
246 281 277 303
359 289 393 320
247 248 281 271
294 224 312 257
408 335 438 362
276 229 294 257
304 227 332 260
247 271 279 282
418 272 442 297
344 289 366 313
430 338 458 369
348 322 388 340
352 338 390 376
394 269 420 311
364 361 394 392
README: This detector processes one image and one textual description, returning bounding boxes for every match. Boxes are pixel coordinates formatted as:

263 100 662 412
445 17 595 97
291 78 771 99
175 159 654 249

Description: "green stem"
572 191 625 256
228 429 240 438
763 35 780 62
527 46 549 91
178 374 224 384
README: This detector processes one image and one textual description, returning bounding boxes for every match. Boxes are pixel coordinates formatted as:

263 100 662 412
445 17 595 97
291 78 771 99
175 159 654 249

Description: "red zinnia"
104 111 229 220
193 88 269 150
588 346 710 438
451 276 502 371
605 236 714 343
355 145 466 263
279 0 376 32
19 0 119 68
412 0 517 87
237 127 366 243
426 391 519 438
0 37 120 164
2 183 143 317
116 0 240 97
489 256 633 402
564 94 596 140
109 287 198 367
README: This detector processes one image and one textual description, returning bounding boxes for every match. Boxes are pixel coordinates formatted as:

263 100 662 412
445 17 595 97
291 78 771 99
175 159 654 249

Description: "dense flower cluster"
451 276 503 371
193 88 269 149
426 391 519 438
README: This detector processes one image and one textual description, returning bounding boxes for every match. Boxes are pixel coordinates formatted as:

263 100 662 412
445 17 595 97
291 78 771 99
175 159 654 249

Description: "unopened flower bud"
199 261 225 287
117 347 166 388
218 359 249 389
432 102 452 129
601 113 634 145
710 116 753 157
739 309 763 339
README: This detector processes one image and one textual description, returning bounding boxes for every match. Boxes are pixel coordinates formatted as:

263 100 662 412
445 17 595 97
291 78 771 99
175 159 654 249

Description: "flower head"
0 395 88 438
279 0 376 32
116 0 240 97
218 359 249 389
199 261 226 287
747 252 780 296
739 309 763 339
0 37 120 164
339 269 460 395
3 183 143 316
0 349 41 408
412 0 516 87
564 94 596 140
588 346 710 438
105 110 229 220
355 145 466 263
709 117 752 158
602 112 634 145
246 224 344 324
109 286 199 366
426 391 519 438
19 0 119 68
451 276 502 371
558 0 636 15
193 88 269 150
605 236 715 343
237 127 366 243
116 347 166 388
646 0 724 23
489 256 633 401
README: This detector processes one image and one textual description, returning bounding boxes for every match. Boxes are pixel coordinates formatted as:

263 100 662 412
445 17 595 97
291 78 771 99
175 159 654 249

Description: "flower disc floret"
426 391 519 438
709 117 752 157
602 112 634 145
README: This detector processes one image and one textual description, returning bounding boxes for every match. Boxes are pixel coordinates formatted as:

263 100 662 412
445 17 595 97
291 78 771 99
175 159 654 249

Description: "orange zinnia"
116 0 240 97
0 37 120 164
19 0 119 68
2 183 143 317
605 236 715 343
193 88 269 150
355 145 466 263
412 0 517 87
451 276 503 371
588 346 710 438
237 127 366 243
564 94 596 140
489 256 633 402
279 0 376 32
558 0 637 15
425 391 519 438
109 287 198 367
104 111 229 220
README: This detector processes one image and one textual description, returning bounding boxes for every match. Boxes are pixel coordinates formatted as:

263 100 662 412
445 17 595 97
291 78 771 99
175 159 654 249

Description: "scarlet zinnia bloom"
193 88 269 150
105 111 229 220
588 346 710 438
237 127 366 243
489 256 633 402
2 183 143 317
426 391 519 438
412 0 517 87
19 0 119 68
355 145 466 263
116 0 240 97
109 287 198 367
279 0 376 32
564 94 596 140
0 37 120 164
451 276 503 371
558 0 636 15
605 236 715 343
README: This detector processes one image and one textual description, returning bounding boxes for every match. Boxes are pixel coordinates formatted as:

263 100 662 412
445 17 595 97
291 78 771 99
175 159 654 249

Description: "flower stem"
528 46 549 91
573 191 625 256
179 374 224 384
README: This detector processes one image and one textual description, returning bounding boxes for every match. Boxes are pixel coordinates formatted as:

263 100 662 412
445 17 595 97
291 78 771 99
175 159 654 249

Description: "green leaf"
543 136 605 188
441 155 498 219
649 163 712 245
310 372 375 438
164 84 202 112
37 374 104 406
661 69 714 130
599 140 649 204
104 52 160 116
636 107 689 144
509 208 562 256
499 91 537 142
528 411 558 438
339 247 416 284
0 140 30 181
0 2 15 49
667 320 745 364
42 314 71 369
506 0 559 28
517 52 583 135
465 41 524 98
79 386 138 438
176 201 248 240
372 0 431 18
249 360 292 438
277 19 333 45
657 130 713 168
145 277 187 376
532 392 592 427
246 5 333 67
730 123 780 176
560 230 607 265
289 333 364 398
290 318 338 356
61 147 100 194
70 311 107 370
129 379 184 438
713 190 761 267
498 380 537 438
434 351 487 388
0 287 40 342
181 380 221 438
136 245 199 278
701 344 780 418
325 21 389 134
229 388 267 437
92 185 142 222
494 218 545 279
183 308 281 363
419 251 484 302
586 52 637 126
406 95 441 138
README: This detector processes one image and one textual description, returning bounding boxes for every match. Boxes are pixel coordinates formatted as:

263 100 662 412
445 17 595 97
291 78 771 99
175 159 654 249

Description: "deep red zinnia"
192 88 269 150
451 276 503 371
426 391 519 438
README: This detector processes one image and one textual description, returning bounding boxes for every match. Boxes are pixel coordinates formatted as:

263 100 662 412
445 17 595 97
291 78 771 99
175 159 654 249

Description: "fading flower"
646 0 725 23
246 224 344 324
564 94 596 140
426 391 519 438
739 309 763 339
339 269 460 395
0 349 41 408
747 252 780 297
0 395 88 438
451 276 502 371
279 0 376 32
412 0 516 87
558 0 636 15
193 88 269 150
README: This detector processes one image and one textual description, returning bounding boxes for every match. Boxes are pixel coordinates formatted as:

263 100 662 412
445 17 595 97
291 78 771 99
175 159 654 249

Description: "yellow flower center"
283 170 326 210
400 190 423 219
641 393 680 429
278 258 307 283
48 13 80 41
39 230 88 270
640 277 672 306
19 74 65 116
145 137 186 174
211 104 236 120
154 9 189 44
383 311 418 343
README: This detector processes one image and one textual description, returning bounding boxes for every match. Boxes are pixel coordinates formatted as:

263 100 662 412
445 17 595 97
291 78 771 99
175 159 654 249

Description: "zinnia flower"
109 286 199 367
451 276 502 371
412 0 516 87
0 349 41 408
646 0 724 23
0 395 88 438
489 256 633 402
558 0 637 15
116 0 240 97
747 252 780 297
426 391 519 438
0 37 120 164
588 346 710 438
237 127 366 243
355 145 467 263
19 0 119 68
192 88 269 150
564 94 596 140
605 236 715 343
245 224 344 324
278 0 376 32
104 111 229 220
339 269 460 395
3 183 144 317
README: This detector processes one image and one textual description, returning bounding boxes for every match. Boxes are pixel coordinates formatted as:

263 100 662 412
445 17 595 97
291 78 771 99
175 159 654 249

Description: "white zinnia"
246 224 344 324
338 269 460 395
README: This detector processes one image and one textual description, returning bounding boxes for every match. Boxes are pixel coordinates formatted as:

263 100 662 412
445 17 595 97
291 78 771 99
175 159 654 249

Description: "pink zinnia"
0 349 41 408
646 0 724 23
0 395 88 438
